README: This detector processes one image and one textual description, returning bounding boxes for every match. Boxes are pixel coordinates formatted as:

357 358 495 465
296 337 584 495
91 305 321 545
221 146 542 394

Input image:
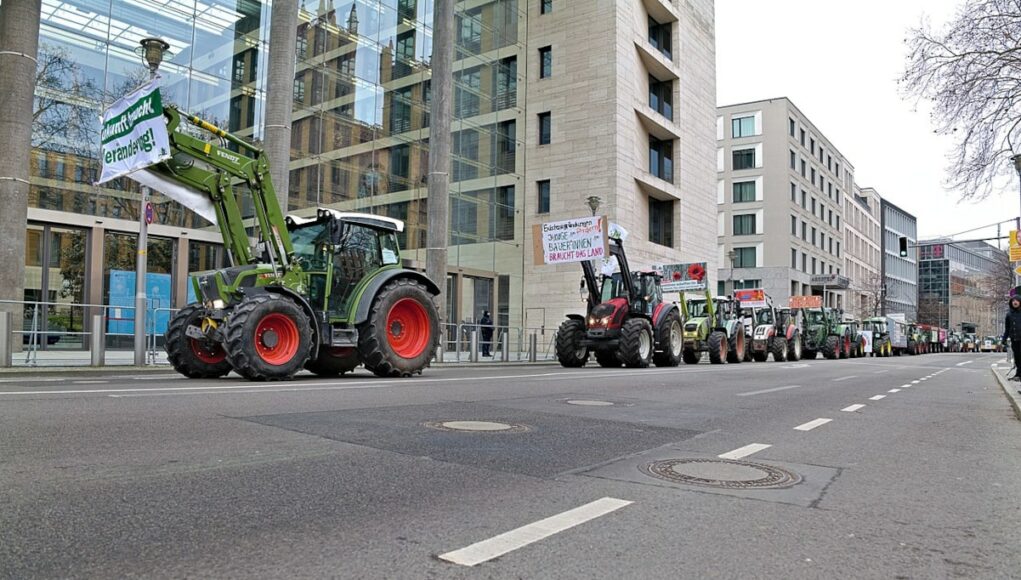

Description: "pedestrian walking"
1003 296 1021 381
480 310 494 357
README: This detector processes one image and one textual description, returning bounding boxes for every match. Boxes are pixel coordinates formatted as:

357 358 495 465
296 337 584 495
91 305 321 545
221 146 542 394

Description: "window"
810 137 816 154
648 18 671 58
836 215 840 229
800 129 806 146
828 209 833 226
539 46 552 78
812 227 817 245
494 120 516 174
649 137 673 181
829 237 834 254
538 112 551 145
293 78 305 102
733 214 756 235
732 116 755 138
801 190 807 208
734 279 761 290
296 36 308 59
790 182 797 202
827 155 832 171
649 198 674 247
649 77 673 119
789 118 796 137
836 241 841 257
810 167 815 184
541 0 552 13
537 180 550 213
801 220 807 241
801 160 806 177
791 215 797 235
811 197 816 214
835 162 841 177
733 181 755 202
802 252 807 272
733 148 755 170
791 248 797 268
455 67 481 118
457 11 482 52
811 257 817 275
733 247 756 268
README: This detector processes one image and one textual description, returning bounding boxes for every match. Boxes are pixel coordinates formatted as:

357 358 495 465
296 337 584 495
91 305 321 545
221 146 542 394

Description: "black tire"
803 349 817 360
752 351 767 362
771 337 788 362
682 348 701 364
595 350 621 367
653 312 682 367
556 319 589 368
165 303 232 379
823 335 840 360
839 335 851 359
305 347 360 377
907 340 916 355
224 294 313 381
727 324 744 364
787 332 802 361
618 318 653 368
357 278 439 377
708 331 727 364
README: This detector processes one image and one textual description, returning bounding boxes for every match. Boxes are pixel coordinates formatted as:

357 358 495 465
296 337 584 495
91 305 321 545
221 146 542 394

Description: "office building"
19 0 717 349
844 185 883 318
880 198 919 321
918 239 1007 336
716 97 853 308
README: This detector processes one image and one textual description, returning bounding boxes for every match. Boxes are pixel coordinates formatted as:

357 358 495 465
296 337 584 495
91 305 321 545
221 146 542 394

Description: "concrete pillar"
263 0 299 214
174 236 189 307
0 0 42 330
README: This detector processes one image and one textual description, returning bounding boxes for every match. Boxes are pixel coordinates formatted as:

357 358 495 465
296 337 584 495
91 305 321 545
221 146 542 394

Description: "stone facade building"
844 185 884 318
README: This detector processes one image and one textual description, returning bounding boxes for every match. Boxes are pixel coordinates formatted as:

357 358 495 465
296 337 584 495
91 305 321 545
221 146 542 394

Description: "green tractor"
862 317 893 357
153 107 440 380
680 292 745 364
800 307 851 360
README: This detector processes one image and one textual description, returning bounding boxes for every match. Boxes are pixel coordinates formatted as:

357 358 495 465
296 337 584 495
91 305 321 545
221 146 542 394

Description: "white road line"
888 388 901 393
842 404 866 412
869 395 886 400
911 380 920 384
832 376 857 382
437 497 633 567
900 384 912 388
956 360 974 367
794 418 832 431
0 378 66 384
736 385 803 397
72 380 108 384
718 443 772 460
873 370 890 374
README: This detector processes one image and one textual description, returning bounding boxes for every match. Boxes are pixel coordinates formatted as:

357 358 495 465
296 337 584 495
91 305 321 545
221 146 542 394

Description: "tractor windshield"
806 310 826 325
600 273 626 302
755 309 774 325
687 300 708 318
290 221 331 268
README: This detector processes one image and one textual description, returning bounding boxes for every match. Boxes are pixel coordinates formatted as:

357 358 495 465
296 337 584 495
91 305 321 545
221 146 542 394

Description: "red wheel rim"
254 313 300 365
387 298 430 359
189 338 226 364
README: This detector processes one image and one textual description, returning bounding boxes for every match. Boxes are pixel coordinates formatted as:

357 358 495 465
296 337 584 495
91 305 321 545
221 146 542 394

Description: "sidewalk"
990 360 1021 420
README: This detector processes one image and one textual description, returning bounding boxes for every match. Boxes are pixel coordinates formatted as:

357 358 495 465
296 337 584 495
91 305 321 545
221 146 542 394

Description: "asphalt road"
1 353 1019 579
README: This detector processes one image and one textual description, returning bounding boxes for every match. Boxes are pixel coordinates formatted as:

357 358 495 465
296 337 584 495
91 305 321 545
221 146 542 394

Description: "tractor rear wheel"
840 335 851 359
358 278 439 377
727 325 744 364
556 319 589 367
708 331 727 364
224 294 313 380
653 312 682 367
305 347 360 377
771 337 788 362
595 350 621 367
823 335 840 360
618 318 653 368
682 348 701 364
166 304 232 379
787 332 802 361
907 340 916 355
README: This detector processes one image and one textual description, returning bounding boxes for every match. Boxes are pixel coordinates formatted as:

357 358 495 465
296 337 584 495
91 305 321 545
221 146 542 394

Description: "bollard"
0 311 11 368
435 340 444 364
528 333 538 362
90 314 105 367
469 329 479 363
501 332 510 362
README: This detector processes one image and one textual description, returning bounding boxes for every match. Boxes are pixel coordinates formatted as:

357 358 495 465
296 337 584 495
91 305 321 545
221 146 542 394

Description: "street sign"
144 202 155 225
656 262 708 292
734 288 767 308
1011 230 1021 262
532 216 608 265
809 274 850 289
789 295 823 309
1014 265 1021 276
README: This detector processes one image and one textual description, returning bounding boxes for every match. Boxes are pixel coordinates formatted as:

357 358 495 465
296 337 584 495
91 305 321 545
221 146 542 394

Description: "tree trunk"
264 0 299 214
426 0 454 325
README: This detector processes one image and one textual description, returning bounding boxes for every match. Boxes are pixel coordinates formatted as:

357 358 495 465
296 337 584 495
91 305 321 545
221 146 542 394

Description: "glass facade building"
918 240 1007 336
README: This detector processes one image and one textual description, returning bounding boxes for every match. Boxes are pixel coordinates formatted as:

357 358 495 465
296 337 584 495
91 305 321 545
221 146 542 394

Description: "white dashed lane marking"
870 395 887 401
718 443 772 460
794 418 832 431
842 404 866 412
888 388 901 393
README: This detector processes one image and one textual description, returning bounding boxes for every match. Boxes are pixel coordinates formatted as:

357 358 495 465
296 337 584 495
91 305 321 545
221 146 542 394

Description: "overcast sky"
716 0 1017 243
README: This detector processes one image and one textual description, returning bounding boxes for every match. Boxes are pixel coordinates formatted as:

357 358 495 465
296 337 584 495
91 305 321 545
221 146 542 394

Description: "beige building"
844 186 884 318
522 0 718 331
716 97 854 308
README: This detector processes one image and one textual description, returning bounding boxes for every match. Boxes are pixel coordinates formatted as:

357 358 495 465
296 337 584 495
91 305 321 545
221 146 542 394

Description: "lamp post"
1012 154 1021 288
132 37 168 366
726 249 736 295
586 195 602 216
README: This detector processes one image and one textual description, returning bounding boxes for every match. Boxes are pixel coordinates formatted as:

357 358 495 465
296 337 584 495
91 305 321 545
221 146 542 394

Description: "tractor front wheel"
771 337 788 362
358 278 439 377
653 312 682 367
224 294 313 380
787 332 802 361
823 335 840 360
305 347 360 377
752 351 768 362
595 350 621 367
166 303 232 379
708 331 727 364
727 325 745 364
681 348 701 364
556 319 589 368
618 318 653 368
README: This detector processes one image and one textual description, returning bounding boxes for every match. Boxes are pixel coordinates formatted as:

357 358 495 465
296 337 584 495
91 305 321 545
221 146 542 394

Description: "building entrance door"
23 223 89 350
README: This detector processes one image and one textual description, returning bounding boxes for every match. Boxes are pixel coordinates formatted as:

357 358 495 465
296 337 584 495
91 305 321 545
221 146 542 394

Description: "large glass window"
648 18 671 58
541 0 553 14
733 148 755 170
733 214 756 235
732 116 755 138
733 247 756 268
649 77 673 119
649 198 674 247
538 112 551 145
537 180 551 213
649 137 673 181
733 181 755 203
539 46 552 78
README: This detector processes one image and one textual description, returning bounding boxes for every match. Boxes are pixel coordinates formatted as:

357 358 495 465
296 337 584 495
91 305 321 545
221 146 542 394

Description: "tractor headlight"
211 299 225 309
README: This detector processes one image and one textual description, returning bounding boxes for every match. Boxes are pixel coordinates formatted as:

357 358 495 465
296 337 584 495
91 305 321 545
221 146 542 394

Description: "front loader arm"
153 107 293 269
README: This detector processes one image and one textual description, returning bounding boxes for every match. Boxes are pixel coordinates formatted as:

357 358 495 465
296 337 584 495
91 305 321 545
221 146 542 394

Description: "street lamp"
132 37 168 366
727 249 736 295
586 195 602 216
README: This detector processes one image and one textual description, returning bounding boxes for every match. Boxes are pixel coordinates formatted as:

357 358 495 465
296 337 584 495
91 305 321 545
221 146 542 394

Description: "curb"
991 366 1021 421
0 365 172 376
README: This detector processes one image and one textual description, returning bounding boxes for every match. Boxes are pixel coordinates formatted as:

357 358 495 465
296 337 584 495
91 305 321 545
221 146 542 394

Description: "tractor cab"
755 308 775 326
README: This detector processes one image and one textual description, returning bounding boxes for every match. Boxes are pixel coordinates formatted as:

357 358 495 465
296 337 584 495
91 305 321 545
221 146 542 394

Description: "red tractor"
556 238 682 368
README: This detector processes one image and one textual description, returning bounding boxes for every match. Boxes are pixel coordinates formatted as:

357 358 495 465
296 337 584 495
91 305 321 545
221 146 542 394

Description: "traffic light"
898 236 909 257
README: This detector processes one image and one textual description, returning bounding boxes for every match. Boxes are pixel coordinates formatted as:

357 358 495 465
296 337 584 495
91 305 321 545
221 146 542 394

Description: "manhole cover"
640 458 801 489
565 399 615 406
423 421 530 433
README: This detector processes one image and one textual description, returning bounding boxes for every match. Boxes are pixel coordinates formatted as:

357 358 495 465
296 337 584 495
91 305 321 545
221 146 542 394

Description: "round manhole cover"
565 399 615 406
640 458 801 489
423 421 530 433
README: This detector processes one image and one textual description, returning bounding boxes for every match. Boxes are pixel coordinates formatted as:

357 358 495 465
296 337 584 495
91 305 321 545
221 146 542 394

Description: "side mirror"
579 278 587 302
